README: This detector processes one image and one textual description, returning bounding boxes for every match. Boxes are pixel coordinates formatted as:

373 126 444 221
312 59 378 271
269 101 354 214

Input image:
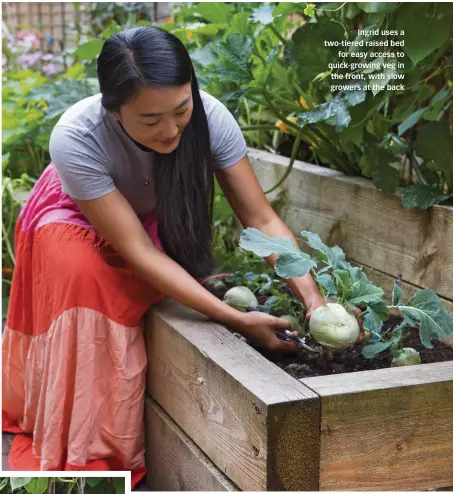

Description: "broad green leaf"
215 34 253 81
297 98 351 131
250 4 274 25
0 478 9 492
193 2 234 24
415 121 452 181
397 108 427 136
65 62 86 79
368 300 390 320
275 252 317 278
273 3 307 17
363 307 383 333
191 44 217 67
300 231 348 269
316 273 337 294
284 19 344 86
392 283 403 305
398 289 453 348
25 478 48 494
240 228 300 257
74 39 104 61
401 185 450 209
346 281 384 307
361 341 392 359
358 2 398 13
395 3 452 65
343 85 366 107
11 478 33 491
264 295 281 308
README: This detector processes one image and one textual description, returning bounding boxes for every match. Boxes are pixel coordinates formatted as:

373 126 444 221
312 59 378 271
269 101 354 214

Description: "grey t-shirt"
49 90 247 214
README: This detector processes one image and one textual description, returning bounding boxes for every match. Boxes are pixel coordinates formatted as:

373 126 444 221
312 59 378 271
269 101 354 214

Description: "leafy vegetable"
309 303 360 350
223 286 258 312
239 227 453 360
391 347 421 367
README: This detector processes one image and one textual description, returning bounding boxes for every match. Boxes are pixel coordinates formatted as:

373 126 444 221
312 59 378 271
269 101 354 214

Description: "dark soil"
206 278 453 379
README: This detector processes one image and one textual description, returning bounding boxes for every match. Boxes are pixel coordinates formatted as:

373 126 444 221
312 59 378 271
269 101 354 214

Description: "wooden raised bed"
144 300 453 491
144 148 452 490
248 148 453 313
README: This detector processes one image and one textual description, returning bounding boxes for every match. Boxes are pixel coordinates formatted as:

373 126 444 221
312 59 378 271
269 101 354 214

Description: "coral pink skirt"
2 164 165 487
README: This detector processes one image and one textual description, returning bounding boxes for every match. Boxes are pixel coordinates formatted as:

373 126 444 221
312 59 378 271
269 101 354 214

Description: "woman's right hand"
235 311 301 354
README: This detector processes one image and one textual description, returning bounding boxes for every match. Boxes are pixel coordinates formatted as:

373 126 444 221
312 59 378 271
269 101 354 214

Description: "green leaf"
300 231 348 269
415 121 452 182
368 300 390 320
370 148 401 195
398 289 453 348
303 3 316 18
297 98 351 131
363 306 383 333
401 185 450 209
392 282 403 305
358 2 398 13
86 479 104 487
194 2 235 23
250 4 275 25
74 39 104 61
114 478 125 494
240 228 299 257
275 252 317 278
11 479 33 491
273 3 307 17
395 3 452 65
346 273 384 307
284 19 344 86
191 44 217 67
397 108 427 136
25 479 49 494
361 341 392 359
215 34 253 82
316 273 337 294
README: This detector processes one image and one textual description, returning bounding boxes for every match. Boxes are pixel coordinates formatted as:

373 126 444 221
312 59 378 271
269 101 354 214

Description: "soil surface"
207 279 453 379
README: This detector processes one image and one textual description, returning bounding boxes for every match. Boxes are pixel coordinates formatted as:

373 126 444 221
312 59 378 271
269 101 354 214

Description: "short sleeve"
49 125 116 200
203 92 248 169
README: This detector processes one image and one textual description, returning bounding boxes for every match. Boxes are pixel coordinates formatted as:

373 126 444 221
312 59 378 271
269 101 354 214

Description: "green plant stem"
315 2 347 13
2 222 15 265
240 124 280 131
264 128 303 194
268 24 288 45
2 279 12 286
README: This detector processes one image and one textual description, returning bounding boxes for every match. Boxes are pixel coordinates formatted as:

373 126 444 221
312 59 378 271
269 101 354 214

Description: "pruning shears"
277 329 321 354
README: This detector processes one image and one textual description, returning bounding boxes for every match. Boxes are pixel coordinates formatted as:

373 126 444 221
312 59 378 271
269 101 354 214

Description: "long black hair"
97 26 214 280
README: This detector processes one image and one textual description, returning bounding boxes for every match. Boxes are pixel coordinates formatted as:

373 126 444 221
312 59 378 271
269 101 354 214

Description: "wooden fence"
2 2 172 53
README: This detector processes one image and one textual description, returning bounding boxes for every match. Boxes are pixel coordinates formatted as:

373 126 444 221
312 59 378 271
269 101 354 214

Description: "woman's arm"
75 189 299 352
215 156 324 312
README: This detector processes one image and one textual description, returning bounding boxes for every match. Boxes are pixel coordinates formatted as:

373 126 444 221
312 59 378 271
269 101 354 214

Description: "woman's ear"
108 111 121 121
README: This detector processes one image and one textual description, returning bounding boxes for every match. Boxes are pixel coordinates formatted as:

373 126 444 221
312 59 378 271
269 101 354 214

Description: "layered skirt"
2 164 165 486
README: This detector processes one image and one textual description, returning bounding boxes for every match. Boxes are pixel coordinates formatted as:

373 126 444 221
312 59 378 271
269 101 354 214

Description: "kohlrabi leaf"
397 289 453 348
301 231 349 269
240 228 299 257
392 282 403 305
361 341 392 359
368 300 390 320
274 251 317 278
344 266 384 307
315 273 337 294
363 307 383 333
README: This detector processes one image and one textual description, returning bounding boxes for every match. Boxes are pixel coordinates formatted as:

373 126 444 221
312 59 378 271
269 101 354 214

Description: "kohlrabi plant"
239 227 453 365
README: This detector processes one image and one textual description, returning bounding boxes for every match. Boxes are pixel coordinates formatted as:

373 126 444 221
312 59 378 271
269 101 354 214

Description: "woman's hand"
236 312 301 354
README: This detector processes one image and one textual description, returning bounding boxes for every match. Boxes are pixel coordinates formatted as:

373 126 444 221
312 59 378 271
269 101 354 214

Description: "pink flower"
41 53 54 62
42 63 58 76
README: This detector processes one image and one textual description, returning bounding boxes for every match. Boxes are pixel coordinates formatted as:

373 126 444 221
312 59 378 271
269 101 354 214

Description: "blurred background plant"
0 477 125 494
2 2 453 295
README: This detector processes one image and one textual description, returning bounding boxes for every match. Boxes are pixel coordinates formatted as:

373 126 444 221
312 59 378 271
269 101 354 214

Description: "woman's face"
112 83 193 153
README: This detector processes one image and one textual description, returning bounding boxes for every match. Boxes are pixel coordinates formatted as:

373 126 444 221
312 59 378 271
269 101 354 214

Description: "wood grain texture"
248 148 453 300
301 362 453 491
145 395 238 491
145 298 320 491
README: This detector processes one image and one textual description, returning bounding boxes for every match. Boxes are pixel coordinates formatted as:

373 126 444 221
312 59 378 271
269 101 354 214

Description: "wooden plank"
145 298 321 491
301 362 453 491
248 148 453 300
350 260 453 315
145 395 239 491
